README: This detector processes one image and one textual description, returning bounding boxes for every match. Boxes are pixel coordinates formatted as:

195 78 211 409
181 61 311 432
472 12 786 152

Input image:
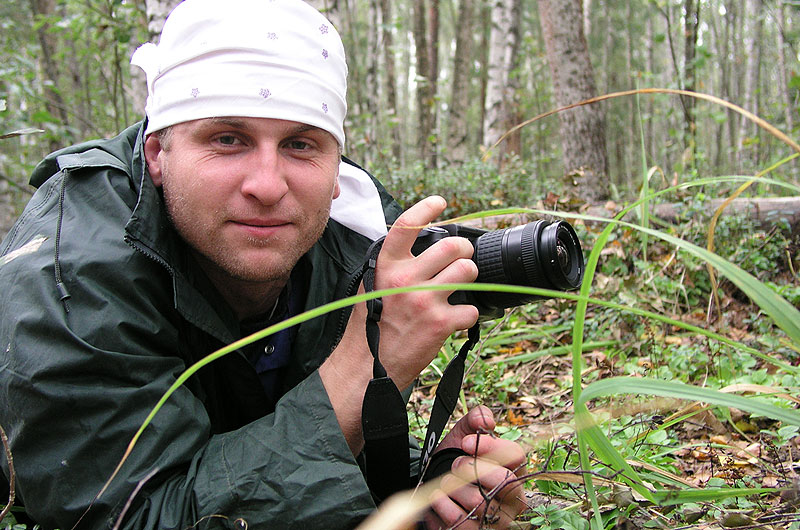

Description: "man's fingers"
381 195 447 260
428 487 480 530
451 457 520 491
441 405 496 449
461 434 528 474
414 237 477 284
438 472 520 529
465 405 496 433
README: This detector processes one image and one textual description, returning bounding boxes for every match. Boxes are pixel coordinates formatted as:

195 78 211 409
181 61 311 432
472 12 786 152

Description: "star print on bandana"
191 88 199 98
259 88 271 98
319 24 328 34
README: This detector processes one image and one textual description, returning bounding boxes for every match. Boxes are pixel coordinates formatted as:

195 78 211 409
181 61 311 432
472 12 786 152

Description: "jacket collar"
125 122 241 344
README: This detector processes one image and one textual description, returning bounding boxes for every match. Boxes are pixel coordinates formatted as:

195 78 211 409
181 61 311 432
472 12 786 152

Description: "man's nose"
239 147 290 204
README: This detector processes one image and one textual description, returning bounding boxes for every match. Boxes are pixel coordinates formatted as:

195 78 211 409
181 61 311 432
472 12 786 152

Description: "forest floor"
410 307 800 528
408 221 800 530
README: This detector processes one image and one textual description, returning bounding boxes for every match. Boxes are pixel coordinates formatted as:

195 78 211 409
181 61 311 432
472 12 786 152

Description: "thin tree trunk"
447 0 475 163
683 0 700 160
709 4 727 172
380 0 402 161
363 0 380 165
737 0 763 171
602 1 612 95
428 1 439 168
538 0 609 202
583 0 592 40
483 0 512 152
483 0 522 166
727 1 740 161
776 2 795 135
477 1 491 147
645 12 656 165
399 21 412 166
30 0 70 151
413 0 434 168
625 0 635 189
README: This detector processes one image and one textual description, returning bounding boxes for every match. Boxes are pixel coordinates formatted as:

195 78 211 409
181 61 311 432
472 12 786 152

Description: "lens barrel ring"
474 229 506 283
518 222 551 289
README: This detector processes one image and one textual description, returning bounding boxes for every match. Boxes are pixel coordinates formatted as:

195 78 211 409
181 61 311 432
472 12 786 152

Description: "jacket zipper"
124 235 175 277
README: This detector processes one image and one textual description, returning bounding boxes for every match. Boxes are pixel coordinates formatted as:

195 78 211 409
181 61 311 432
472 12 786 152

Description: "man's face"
144 117 341 285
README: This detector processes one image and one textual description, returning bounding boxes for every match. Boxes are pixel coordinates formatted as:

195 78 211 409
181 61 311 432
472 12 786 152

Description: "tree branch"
0 424 15 524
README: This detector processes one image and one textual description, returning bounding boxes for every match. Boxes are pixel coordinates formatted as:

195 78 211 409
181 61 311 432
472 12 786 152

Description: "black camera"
411 220 584 318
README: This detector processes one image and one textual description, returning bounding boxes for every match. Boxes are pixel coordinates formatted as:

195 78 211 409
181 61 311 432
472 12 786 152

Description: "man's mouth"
230 218 290 237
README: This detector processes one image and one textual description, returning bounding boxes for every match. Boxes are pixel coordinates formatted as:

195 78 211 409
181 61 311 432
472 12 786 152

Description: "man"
0 1 526 528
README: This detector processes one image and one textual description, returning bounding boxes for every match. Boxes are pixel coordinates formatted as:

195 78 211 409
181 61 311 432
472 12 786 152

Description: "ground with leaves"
409 208 800 530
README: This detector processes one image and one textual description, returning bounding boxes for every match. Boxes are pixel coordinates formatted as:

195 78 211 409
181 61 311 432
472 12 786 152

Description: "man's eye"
217 135 240 146
287 140 311 151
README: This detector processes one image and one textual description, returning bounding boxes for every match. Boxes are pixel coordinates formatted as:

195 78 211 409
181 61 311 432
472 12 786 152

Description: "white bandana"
130 0 348 148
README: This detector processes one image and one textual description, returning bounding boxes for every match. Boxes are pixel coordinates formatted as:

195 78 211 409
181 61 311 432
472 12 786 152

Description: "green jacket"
0 123 403 529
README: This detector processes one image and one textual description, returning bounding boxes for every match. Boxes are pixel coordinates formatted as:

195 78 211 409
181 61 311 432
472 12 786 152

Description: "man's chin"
193 247 296 284
220 257 295 284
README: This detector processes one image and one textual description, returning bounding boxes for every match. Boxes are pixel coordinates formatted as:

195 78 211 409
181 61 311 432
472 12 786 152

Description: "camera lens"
471 219 583 312
538 221 583 290
556 242 570 272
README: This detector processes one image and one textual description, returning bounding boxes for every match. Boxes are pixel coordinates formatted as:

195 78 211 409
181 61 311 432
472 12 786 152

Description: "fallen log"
460 197 800 235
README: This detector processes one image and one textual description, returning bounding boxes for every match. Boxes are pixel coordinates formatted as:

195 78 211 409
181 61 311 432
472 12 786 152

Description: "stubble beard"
160 173 331 286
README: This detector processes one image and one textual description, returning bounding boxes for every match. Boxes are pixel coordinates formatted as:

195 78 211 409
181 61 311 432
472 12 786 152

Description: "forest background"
2 0 800 529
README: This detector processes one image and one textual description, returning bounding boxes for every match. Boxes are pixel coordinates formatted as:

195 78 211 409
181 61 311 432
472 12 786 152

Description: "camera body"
411 220 584 318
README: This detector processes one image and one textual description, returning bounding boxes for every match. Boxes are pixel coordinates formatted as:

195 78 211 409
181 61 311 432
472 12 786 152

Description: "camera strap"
359 237 481 501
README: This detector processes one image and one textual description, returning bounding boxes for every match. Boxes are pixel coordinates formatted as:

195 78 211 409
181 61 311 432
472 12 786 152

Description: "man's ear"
332 173 341 200
143 134 164 187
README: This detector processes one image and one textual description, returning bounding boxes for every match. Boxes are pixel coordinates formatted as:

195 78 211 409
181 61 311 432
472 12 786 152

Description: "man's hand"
375 196 479 389
320 196 479 454
424 406 527 530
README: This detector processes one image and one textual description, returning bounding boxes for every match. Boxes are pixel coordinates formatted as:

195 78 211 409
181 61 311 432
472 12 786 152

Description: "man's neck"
192 253 288 321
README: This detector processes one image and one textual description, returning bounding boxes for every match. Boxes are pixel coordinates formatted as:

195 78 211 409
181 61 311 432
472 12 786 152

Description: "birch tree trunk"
447 0 475 163
483 0 522 165
144 0 180 40
683 0 700 161
538 0 609 202
136 0 182 114
737 0 763 171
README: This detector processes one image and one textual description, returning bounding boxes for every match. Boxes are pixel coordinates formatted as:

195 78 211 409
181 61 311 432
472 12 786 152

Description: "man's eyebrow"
288 123 324 135
200 118 323 136
205 117 250 129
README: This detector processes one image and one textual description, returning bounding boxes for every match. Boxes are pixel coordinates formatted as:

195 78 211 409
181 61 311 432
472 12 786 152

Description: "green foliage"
0 0 147 206
526 504 590 530
374 157 538 218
